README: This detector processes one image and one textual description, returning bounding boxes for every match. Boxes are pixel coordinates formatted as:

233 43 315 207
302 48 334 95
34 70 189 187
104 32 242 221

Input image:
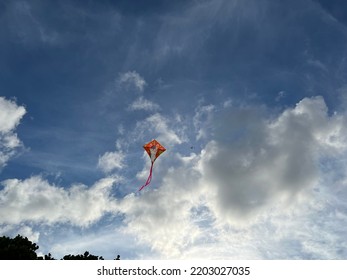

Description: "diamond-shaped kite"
138 139 166 191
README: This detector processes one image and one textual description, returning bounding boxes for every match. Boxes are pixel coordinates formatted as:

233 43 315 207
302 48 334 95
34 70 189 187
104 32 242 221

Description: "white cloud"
0 224 40 245
118 71 147 93
129 96 160 111
0 175 120 226
0 97 26 133
17 226 40 243
119 188 203 259
98 151 125 173
0 97 26 169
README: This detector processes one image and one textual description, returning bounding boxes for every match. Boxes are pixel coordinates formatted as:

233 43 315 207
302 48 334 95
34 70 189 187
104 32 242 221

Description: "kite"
138 139 166 191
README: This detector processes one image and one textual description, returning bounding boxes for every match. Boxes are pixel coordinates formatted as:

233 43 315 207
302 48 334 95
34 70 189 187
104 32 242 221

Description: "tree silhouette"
44 253 55 260
0 235 39 260
62 251 104 260
0 235 113 260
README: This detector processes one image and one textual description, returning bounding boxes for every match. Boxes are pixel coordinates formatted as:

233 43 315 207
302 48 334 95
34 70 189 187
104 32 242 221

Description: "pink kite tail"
138 162 154 191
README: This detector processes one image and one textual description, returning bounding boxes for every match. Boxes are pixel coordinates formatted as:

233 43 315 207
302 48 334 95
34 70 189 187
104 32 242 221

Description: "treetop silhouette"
0 235 117 260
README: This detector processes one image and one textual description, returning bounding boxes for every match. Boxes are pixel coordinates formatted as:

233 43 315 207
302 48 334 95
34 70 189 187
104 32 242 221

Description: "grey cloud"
199 96 347 221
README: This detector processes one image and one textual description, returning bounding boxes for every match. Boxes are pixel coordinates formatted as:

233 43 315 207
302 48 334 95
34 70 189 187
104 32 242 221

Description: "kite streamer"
138 162 153 191
138 139 166 191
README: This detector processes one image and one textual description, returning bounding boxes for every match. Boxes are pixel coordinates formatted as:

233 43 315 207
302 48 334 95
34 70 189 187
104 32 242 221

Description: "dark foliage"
0 235 113 260
0 235 39 260
62 251 104 260
44 253 55 260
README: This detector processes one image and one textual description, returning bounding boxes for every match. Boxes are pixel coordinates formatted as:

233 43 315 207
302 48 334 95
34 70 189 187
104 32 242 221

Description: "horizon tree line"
0 235 120 260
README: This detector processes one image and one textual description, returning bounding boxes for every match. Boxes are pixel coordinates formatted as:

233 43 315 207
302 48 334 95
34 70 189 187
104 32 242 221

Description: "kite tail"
138 162 153 191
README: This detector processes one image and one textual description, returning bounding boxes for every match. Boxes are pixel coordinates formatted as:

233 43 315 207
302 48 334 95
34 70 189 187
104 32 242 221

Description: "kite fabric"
138 139 166 191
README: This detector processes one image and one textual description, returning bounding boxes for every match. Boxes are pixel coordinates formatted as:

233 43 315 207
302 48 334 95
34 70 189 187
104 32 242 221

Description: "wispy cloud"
129 96 160 112
6 1 60 45
134 113 185 146
118 71 147 93
193 104 215 140
98 151 125 173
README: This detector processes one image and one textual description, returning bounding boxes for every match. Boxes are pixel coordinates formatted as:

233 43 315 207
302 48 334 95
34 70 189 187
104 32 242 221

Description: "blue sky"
1 0 347 260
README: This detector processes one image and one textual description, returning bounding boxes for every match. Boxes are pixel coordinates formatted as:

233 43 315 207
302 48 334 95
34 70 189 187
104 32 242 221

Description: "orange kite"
138 139 166 191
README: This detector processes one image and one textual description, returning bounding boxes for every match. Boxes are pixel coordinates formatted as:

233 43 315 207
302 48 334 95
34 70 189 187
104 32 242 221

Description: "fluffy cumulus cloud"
114 96 347 258
198 96 347 223
0 97 26 169
0 175 120 226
